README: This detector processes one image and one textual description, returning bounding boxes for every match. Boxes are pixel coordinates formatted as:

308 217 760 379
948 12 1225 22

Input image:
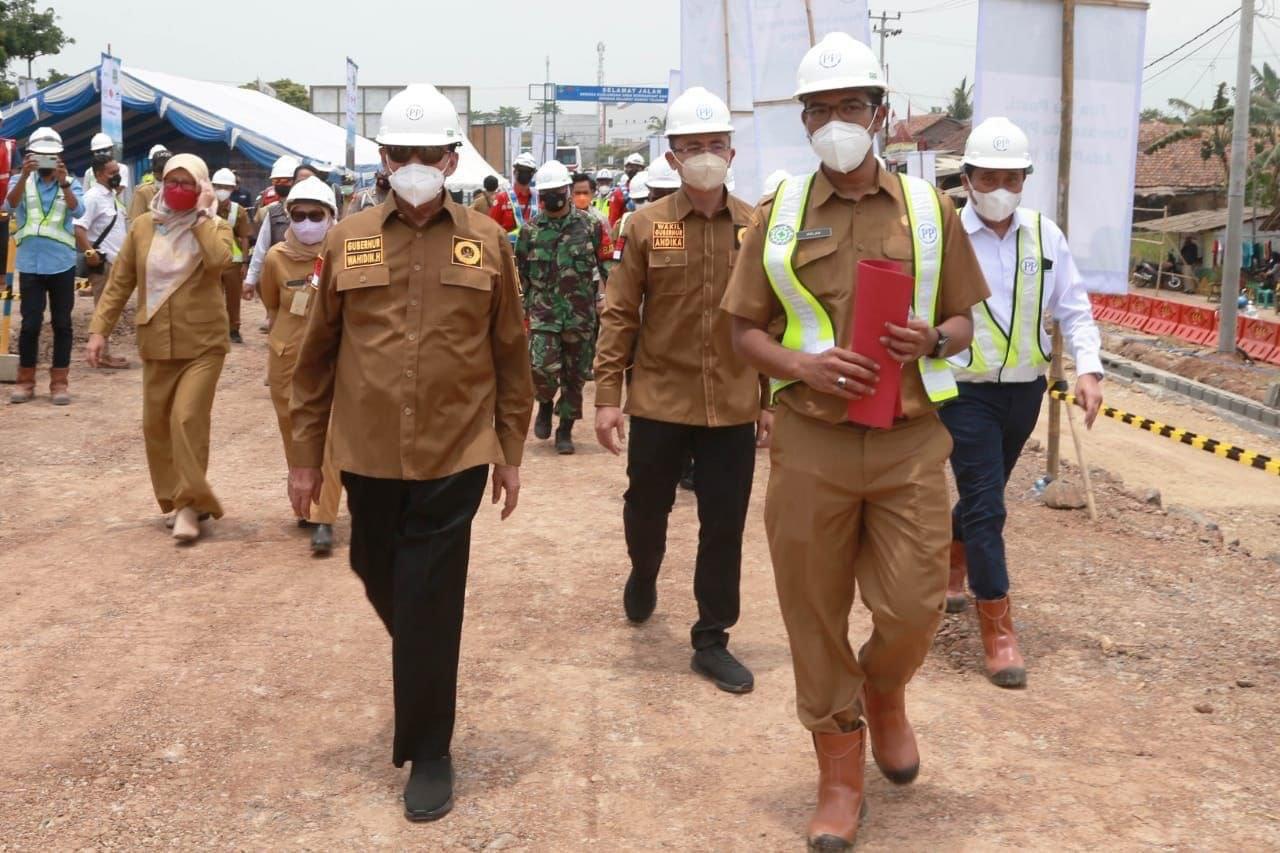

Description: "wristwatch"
59 180 71 189
930 328 951 359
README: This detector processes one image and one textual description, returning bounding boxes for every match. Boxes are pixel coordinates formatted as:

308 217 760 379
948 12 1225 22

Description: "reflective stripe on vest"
227 203 244 262
761 172 958 406
14 178 74 248
949 210 1049 383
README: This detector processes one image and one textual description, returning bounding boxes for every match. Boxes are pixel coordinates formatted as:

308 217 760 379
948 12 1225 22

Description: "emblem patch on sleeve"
734 225 747 249
344 235 383 269
452 236 484 267
651 221 686 250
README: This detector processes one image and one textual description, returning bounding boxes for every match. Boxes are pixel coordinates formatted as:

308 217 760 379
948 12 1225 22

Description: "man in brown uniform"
470 174 498 214
212 168 252 343
595 87 768 694
723 33 988 850
127 145 170 221
287 84 532 823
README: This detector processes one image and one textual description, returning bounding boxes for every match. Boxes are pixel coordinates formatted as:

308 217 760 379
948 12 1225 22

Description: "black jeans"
938 378 1047 600
18 267 76 368
342 465 488 767
624 416 756 650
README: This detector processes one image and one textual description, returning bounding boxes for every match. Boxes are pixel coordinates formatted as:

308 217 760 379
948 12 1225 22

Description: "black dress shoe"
691 645 754 694
554 419 575 455
534 401 553 440
297 518 318 529
404 756 454 822
623 570 657 623
310 523 333 555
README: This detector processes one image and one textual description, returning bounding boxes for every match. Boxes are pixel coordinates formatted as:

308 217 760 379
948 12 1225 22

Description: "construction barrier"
1172 304 1218 345
1142 298 1183 337
1238 316 1280 363
1119 293 1157 330
1049 382 1280 477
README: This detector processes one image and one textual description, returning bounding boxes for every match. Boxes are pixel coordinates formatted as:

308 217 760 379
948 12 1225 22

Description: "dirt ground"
3 297 1280 851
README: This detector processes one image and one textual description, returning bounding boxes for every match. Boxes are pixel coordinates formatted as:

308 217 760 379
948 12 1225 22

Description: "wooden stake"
1064 397 1098 521
1048 0 1076 480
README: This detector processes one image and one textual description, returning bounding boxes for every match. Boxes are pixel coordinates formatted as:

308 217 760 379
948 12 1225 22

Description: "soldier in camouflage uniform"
516 161 607 454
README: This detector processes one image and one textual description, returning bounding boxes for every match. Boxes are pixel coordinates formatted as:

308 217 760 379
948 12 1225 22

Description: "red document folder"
847 259 913 429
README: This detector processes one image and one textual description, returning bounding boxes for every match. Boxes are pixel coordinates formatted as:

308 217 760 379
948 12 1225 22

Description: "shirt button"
415 232 422 239
413 263 422 271
359 274 367 282
856 244 864 252
407 332 417 342
403 406 413 416
409 298 419 307
405 368 415 378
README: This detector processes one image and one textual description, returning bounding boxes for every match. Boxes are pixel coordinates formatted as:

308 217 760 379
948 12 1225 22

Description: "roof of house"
890 113 971 154
1132 205 1266 234
1134 121 1242 194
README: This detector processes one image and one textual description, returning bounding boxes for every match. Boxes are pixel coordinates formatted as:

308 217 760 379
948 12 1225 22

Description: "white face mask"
291 217 332 245
214 188 232 202
672 152 729 191
809 120 874 174
970 188 1021 222
389 162 446 208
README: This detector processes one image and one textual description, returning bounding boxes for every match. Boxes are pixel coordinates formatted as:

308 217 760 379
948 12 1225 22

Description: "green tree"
1140 107 1181 123
495 106 525 127
0 1 74 80
242 78 310 110
1145 82 1234 182
530 100 562 117
946 76 973 121
1247 63 1280 208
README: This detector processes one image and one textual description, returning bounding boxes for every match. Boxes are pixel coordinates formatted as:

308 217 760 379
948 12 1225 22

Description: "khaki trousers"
221 263 244 332
268 347 342 525
142 351 225 518
765 406 953 733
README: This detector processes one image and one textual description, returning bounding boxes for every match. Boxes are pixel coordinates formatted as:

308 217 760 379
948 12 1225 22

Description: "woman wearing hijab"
86 154 235 543
258 176 342 555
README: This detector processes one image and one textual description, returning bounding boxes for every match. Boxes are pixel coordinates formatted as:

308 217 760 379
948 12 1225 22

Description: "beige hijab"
143 153 211 322
278 176 336 263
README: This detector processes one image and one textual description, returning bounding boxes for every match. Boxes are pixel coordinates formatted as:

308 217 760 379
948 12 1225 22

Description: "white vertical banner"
345 58 358 171
531 132 547 166
505 126 522 175
99 53 123 148
904 150 938 186
974 0 1147 294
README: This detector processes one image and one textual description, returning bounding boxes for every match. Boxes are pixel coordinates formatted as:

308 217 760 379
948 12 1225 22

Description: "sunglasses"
290 209 328 223
385 145 450 164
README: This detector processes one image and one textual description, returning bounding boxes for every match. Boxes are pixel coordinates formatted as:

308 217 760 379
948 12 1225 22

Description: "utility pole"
598 42 607 151
1047 0 1075 480
870 10 902 145
1220 0 1254 353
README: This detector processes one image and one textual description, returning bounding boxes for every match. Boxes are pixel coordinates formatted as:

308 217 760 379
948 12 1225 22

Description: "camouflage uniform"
515 209 606 420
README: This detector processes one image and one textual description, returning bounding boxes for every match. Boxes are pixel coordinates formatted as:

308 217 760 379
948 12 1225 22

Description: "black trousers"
342 465 488 767
18 267 76 368
624 416 756 650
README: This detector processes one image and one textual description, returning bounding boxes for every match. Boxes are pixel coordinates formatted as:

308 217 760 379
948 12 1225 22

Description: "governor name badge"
344 235 383 269
652 221 685 250
452 236 484 268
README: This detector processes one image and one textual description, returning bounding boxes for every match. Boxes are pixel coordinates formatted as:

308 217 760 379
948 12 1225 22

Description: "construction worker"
470 174 499 214
74 155 129 370
83 132 131 200
593 167 614 217
244 160 316 301
86 154 236 542
594 86 765 695
255 155 300 221
722 33 989 850
287 84 532 822
128 145 171 220
516 160 607 454
608 153 646 226
940 117 1104 687
488 151 539 244
608 171 648 249
643 158 681 202
212 168 252 343
258 176 343 555
6 126 85 405
345 170 391 216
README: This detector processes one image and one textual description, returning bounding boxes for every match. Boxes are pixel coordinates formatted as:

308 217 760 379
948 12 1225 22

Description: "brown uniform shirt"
721 167 989 423
127 182 159 222
218 199 254 261
288 195 534 480
90 213 236 360
259 247 315 359
470 191 493 215
594 188 762 427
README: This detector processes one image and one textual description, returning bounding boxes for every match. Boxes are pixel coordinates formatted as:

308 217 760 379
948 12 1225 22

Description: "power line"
1144 8 1241 70
1144 22 1238 86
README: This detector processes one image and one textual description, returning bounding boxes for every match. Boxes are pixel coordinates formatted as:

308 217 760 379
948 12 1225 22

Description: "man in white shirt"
941 117 1104 689
74 156 129 369
82 133 131 204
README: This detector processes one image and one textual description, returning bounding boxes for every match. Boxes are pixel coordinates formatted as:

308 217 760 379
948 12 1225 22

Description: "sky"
20 0 1280 120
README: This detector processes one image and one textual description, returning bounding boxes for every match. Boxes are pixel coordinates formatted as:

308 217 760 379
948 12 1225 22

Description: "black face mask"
541 191 568 212
514 170 533 186
375 174 391 192
107 174 123 189
152 158 170 176
275 183 292 199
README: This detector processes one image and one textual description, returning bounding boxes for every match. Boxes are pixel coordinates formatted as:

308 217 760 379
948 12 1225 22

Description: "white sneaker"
172 507 201 542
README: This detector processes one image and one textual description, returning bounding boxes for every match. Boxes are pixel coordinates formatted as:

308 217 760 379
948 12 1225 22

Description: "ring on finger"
835 375 848 389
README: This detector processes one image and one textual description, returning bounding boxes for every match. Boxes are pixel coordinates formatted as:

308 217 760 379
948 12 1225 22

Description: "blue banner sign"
554 85 669 104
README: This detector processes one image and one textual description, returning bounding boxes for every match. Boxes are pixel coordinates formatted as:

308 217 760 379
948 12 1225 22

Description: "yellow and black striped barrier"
1049 381 1280 477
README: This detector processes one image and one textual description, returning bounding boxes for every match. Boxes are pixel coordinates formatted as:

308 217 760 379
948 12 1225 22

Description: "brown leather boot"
49 367 70 406
946 540 967 613
976 596 1027 688
806 726 867 851
10 366 37 403
862 684 919 785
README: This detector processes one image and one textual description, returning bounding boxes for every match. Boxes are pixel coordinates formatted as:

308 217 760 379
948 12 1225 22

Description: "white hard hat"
962 116 1034 173
595 167 614 182
270 155 301 180
665 86 734 136
376 84 462 147
27 127 63 154
285 176 337 214
212 167 237 187
762 169 791 196
149 143 170 158
90 132 114 152
625 153 646 167
629 171 650 200
646 156 681 189
513 152 538 170
794 32 886 99
533 160 572 191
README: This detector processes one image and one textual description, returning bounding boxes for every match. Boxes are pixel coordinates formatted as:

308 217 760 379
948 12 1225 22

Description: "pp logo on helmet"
405 104 424 120
993 135 1011 152
917 223 939 245
696 105 714 121
818 51 842 69
1021 257 1039 276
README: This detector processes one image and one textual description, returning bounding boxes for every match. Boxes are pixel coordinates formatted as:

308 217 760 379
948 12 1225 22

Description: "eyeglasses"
801 100 878 124
385 145 450 164
289 209 329 223
671 141 730 156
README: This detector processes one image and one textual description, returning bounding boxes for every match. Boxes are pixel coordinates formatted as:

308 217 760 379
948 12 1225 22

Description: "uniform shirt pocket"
648 250 688 294
440 265 495 292
881 235 915 264
335 265 391 292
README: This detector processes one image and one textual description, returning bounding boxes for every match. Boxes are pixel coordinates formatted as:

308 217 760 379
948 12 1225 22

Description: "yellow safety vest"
14 178 75 248
225 202 244 262
950 210 1050 382
762 171 958 405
